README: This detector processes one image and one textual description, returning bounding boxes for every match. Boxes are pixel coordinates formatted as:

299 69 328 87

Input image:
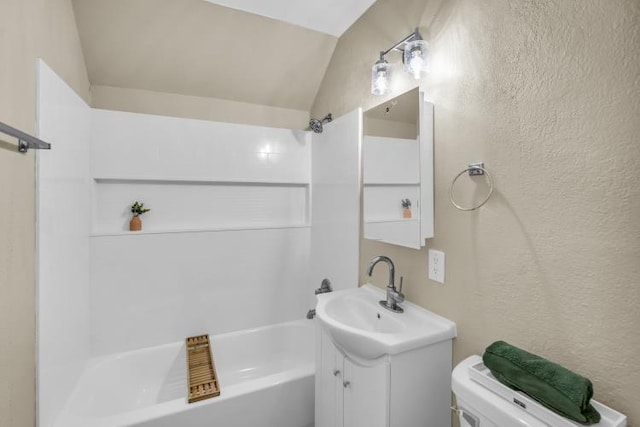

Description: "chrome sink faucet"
367 256 405 313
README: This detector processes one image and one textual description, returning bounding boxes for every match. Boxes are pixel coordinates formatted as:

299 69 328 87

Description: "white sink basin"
316 284 456 360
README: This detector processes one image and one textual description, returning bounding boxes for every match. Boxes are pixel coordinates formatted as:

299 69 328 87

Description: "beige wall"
91 85 310 130
313 0 640 423
364 117 417 139
0 1 89 426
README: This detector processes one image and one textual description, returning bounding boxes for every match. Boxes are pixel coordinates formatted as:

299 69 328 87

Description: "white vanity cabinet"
315 320 454 427
316 328 389 427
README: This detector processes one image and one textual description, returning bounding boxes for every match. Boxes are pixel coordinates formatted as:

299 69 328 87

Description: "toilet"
452 355 627 427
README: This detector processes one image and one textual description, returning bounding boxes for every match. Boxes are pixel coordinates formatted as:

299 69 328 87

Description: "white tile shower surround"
37 59 92 427
90 108 312 235
90 228 311 355
38 62 362 426
310 108 362 297
91 108 311 183
88 107 316 357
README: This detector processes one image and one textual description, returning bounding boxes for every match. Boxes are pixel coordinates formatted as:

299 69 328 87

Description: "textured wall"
0 1 89 426
312 0 640 423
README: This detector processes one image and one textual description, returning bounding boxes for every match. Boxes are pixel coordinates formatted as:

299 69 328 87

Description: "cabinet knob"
343 381 351 388
332 369 341 376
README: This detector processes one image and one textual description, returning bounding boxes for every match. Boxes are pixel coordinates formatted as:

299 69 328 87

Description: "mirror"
362 88 433 249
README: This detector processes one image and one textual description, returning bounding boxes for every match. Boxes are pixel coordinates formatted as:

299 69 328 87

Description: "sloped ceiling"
71 0 341 110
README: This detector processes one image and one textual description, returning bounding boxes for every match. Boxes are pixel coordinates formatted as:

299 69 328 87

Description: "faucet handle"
393 277 405 305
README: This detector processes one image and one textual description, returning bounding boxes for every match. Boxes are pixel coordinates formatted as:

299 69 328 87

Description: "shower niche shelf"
90 223 311 237
92 176 311 185
91 177 310 235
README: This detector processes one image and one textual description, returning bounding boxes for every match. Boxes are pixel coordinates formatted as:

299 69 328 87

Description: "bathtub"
55 320 315 427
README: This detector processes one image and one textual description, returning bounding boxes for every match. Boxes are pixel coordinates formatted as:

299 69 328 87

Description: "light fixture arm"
379 28 423 60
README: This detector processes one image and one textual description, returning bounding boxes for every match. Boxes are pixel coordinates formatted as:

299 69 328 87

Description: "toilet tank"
452 356 627 427
452 356 546 427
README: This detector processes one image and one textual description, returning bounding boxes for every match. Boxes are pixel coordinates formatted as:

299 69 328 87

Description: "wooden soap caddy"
186 334 220 403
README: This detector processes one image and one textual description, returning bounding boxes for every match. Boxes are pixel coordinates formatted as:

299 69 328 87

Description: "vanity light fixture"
371 28 429 96
371 58 392 96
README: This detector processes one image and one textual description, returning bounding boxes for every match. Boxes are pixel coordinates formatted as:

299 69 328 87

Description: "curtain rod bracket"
0 120 52 153
18 139 51 153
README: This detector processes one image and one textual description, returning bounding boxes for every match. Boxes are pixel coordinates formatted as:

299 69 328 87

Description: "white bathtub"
55 320 315 427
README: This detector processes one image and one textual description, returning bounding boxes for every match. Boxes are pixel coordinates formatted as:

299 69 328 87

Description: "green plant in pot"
130 201 150 231
401 198 412 218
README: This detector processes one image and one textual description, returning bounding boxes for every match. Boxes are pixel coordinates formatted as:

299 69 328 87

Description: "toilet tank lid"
452 356 627 427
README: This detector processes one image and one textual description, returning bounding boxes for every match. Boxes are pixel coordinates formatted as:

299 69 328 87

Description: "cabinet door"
342 357 389 427
316 328 343 427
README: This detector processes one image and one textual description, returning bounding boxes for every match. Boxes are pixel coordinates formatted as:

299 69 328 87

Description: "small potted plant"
130 201 150 231
401 198 412 218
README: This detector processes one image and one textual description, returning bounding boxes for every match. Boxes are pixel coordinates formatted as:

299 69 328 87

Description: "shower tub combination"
56 320 315 427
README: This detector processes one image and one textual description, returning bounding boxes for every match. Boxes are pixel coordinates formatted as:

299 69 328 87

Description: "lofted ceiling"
71 0 365 111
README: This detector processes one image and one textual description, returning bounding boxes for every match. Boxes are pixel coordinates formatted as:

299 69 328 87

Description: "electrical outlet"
428 249 445 284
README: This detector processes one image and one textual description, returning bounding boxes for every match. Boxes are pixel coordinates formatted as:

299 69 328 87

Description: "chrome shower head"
309 113 333 133
309 118 323 133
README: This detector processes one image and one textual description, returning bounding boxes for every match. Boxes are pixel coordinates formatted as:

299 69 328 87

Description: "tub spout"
315 278 332 295
308 279 331 319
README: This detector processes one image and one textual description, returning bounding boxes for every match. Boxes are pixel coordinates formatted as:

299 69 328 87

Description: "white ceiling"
202 0 377 36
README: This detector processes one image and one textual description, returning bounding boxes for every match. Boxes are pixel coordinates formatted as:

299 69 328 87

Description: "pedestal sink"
315 284 456 360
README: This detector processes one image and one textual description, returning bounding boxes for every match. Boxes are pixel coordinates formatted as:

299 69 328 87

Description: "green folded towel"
483 341 601 425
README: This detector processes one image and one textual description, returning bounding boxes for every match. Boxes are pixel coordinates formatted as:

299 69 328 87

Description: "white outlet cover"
428 249 445 284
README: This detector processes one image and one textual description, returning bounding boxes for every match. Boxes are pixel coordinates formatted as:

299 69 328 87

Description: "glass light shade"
404 39 429 79
371 60 392 96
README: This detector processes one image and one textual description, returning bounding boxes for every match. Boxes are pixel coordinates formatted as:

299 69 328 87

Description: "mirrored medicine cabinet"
362 87 434 249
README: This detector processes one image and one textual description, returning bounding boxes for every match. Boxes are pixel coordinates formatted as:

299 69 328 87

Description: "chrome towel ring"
449 163 494 211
